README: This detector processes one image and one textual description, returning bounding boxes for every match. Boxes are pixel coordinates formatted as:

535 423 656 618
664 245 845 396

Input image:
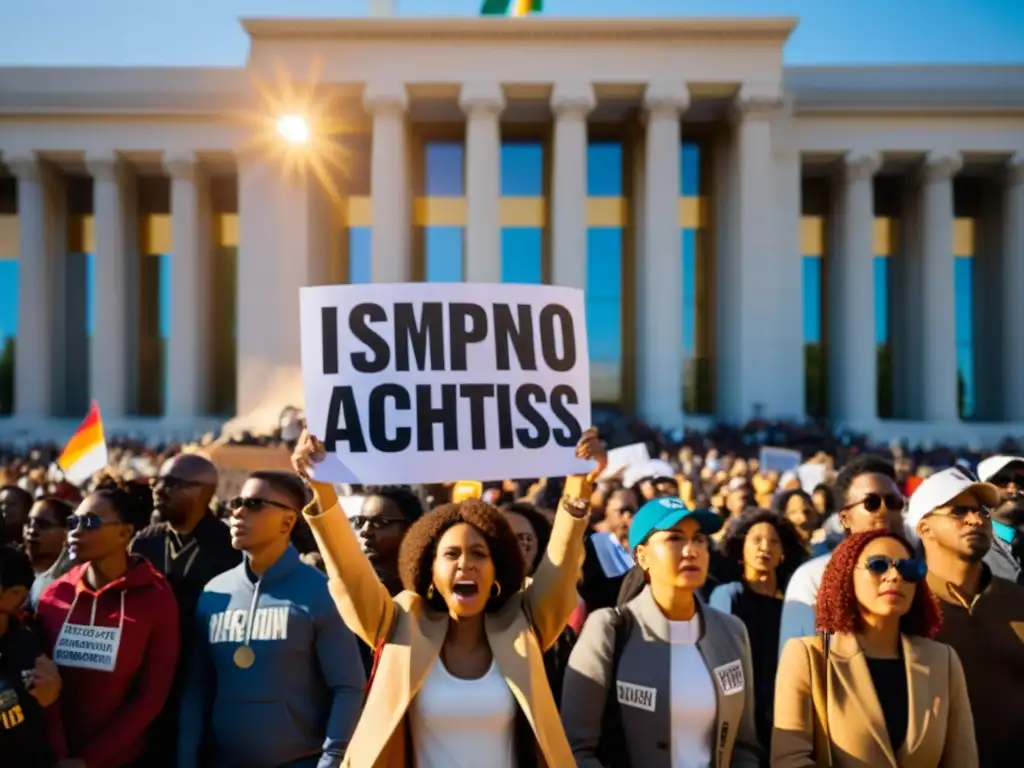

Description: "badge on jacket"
713 660 744 696
617 680 657 712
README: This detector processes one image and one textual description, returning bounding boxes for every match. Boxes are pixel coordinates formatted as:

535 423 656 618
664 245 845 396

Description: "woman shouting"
291 427 606 768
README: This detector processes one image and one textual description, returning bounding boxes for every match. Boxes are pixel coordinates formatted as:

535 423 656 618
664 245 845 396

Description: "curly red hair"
815 529 942 637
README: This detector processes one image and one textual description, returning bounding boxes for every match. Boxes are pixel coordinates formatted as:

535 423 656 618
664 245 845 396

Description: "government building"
1 16 1022 445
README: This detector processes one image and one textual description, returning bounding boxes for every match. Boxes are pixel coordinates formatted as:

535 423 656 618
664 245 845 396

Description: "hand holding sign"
575 427 608 483
292 429 327 481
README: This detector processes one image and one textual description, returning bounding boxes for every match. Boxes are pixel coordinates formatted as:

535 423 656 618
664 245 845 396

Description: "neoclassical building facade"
0 16 1022 445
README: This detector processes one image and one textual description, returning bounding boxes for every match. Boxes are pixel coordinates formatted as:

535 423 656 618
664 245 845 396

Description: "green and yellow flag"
480 0 543 17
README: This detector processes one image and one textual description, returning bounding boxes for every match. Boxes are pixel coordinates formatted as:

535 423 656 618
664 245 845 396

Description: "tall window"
0 257 15 415
0 178 16 415
343 134 372 284
421 141 464 282
954 217 976 419
681 142 711 414
500 141 543 284
801 214 826 418
138 186 171 415
586 141 625 405
209 177 238 416
874 218 894 418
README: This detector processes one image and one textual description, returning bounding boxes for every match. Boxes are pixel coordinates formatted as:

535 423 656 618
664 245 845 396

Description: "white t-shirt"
410 657 517 768
668 615 717 768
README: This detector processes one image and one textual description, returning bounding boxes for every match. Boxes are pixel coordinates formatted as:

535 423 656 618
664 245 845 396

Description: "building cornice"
241 16 798 44
0 66 251 116
788 65 1024 115
0 62 1022 118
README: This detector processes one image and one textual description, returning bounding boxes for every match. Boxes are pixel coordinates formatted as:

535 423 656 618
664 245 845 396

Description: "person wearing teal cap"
562 496 761 768
627 496 724 551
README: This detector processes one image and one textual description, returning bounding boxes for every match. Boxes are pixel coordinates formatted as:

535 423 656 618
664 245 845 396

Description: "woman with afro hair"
292 427 606 768
709 508 807 762
773 529 978 768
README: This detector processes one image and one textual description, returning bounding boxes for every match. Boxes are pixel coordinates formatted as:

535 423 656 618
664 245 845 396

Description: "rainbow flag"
58 401 109 486
481 0 542 16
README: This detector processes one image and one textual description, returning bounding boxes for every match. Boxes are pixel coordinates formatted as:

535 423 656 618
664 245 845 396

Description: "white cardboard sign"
300 283 593 485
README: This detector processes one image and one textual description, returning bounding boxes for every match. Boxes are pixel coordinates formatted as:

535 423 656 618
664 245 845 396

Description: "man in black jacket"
130 453 242 767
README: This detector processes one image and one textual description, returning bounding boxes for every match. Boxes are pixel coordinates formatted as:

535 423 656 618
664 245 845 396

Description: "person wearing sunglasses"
773 529 977 768
351 485 425 597
779 455 907 656
177 470 364 768
130 450 242 768
35 485 180 768
909 466 1024 768
23 497 75 610
976 455 1024 583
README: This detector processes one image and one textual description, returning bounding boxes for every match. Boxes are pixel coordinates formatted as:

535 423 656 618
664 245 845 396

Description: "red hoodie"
35 555 180 768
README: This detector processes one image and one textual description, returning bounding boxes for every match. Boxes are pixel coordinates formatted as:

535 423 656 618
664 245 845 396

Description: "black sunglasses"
937 505 991 521
228 497 296 513
66 513 121 532
862 554 927 583
349 515 407 532
991 474 1024 492
843 493 905 513
151 476 207 491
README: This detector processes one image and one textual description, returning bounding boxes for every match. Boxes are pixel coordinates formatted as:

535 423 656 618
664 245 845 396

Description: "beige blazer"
772 632 978 768
304 484 588 768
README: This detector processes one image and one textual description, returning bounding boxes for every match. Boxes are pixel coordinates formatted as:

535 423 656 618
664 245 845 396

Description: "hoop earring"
490 582 502 599
427 584 435 599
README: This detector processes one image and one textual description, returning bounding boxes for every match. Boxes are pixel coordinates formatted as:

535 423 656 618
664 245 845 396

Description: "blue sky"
0 0 1022 66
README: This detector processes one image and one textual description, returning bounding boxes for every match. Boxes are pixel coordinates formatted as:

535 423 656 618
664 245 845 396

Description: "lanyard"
233 581 262 669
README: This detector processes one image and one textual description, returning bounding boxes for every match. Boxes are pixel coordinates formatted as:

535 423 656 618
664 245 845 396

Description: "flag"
481 0 542 16
58 401 109 486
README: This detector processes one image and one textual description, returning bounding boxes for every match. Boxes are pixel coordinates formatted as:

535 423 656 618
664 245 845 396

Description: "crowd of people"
0 416 1022 767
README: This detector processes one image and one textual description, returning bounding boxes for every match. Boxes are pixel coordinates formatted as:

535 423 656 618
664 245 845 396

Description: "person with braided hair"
35 483 180 768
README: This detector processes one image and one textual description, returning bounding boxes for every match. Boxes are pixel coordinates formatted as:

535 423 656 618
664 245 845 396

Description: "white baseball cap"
906 466 1001 530
976 455 1024 483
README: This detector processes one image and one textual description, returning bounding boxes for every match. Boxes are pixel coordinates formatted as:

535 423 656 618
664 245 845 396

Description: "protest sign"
299 283 593 485
759 446 802 474
600 442 650 480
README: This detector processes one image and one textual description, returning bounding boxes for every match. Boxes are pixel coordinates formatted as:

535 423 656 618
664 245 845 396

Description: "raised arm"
293 432 396 648
523 428 606 651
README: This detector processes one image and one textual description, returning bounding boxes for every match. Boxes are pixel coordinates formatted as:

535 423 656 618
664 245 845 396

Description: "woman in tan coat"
292 428 605 768
773 529 977 768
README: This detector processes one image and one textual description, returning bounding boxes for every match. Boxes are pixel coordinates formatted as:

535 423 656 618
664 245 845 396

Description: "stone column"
550 83 595 290
831 151 883 426
164 154 211 420
719 87 783 423
236 157 330 418
1004 154 1024 421
635 81 688 429
919 151 962 422
364 82 411 282
86 154 137 417
9 155 59 418
460 82 505 283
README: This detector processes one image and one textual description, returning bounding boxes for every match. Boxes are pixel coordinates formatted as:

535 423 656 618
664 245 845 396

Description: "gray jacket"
984 535 1022 584
561 585 761 768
